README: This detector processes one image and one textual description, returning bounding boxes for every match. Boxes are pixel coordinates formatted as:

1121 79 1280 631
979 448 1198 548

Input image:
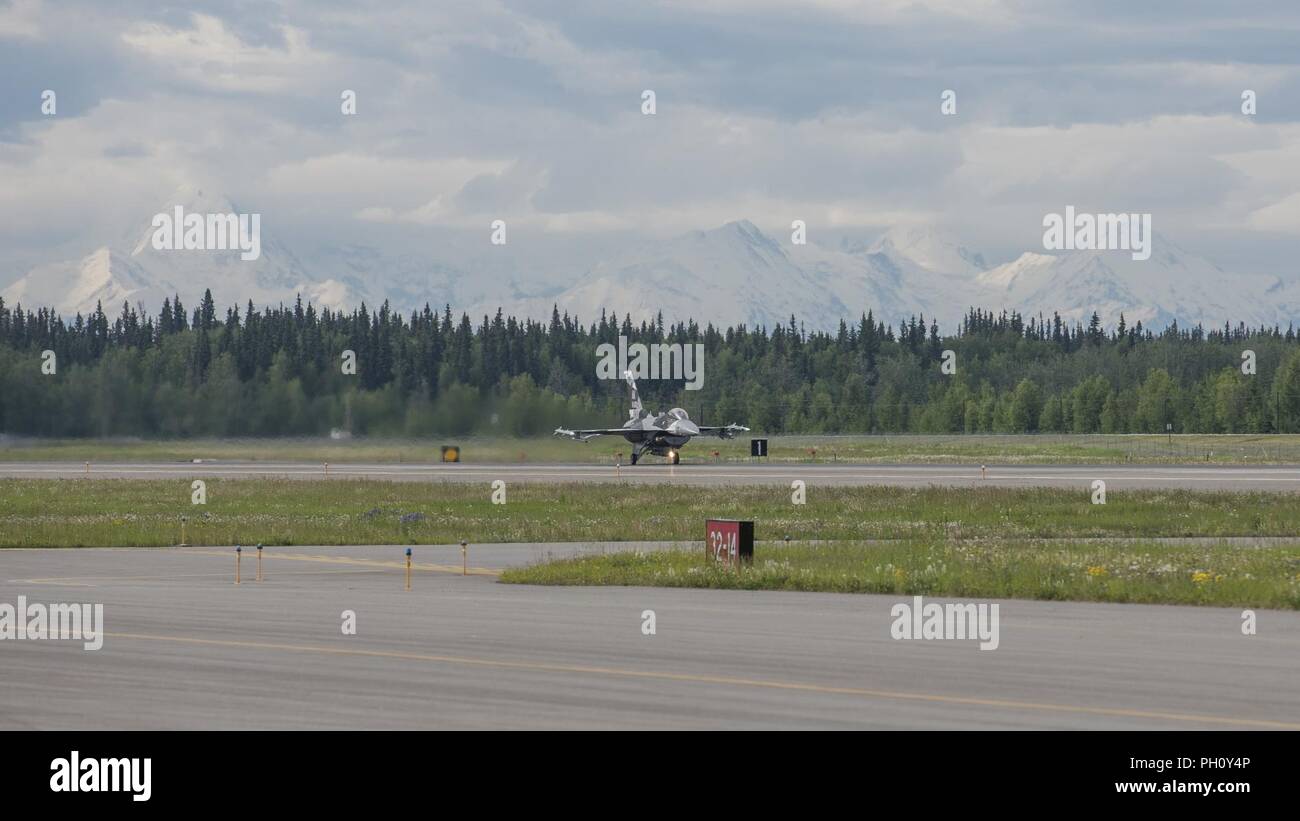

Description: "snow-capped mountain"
481 222 1293 332
466 222 1005 331
861 224 988 277
4 193 1294 333
975 235 1286 331
303 244 502 318
3 186 363 317
472 220 857 330
820 224 991 326
2 248 166 317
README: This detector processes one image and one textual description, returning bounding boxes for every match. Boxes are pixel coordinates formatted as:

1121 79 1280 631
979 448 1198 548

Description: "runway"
2 545 1297 730
5 461 1300 490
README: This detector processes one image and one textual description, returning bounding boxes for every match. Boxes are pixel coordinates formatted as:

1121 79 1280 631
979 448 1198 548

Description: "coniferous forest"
2 290 1300 438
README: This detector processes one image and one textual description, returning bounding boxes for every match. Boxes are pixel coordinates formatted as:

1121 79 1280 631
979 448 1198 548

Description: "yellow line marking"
6 568 390 585
6 579 96 587
103 631 1300 730
179 549 499 576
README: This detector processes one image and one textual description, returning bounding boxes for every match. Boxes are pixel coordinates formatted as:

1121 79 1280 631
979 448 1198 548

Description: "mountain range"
3 187 1293 333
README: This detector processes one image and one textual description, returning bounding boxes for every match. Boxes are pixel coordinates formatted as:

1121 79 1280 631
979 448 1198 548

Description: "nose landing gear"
630 445 678 465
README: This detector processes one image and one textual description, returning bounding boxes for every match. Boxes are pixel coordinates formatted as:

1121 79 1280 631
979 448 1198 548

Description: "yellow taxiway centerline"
180 548 499 576
102 630 1300 730
6 550 499 585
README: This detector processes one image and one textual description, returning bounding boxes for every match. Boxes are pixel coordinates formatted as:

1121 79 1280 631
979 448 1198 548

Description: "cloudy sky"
2 0 1299 288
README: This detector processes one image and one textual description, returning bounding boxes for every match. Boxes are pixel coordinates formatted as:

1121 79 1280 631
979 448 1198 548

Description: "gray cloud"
1 0 1299 288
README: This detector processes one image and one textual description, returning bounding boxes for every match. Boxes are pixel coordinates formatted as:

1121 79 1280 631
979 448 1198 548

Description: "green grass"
6 433 1300 464
2 478 1300 548
499 541 1300 609
8 477 1298 607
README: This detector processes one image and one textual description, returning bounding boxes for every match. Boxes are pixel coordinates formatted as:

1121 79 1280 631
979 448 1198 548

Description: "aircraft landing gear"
631 445 678 465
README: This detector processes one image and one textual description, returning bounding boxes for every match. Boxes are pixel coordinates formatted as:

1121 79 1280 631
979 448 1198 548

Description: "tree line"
2 291 1300 437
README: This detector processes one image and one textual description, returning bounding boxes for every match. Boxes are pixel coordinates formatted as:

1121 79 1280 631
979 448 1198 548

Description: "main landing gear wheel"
630 452 639 465
669 451 680 465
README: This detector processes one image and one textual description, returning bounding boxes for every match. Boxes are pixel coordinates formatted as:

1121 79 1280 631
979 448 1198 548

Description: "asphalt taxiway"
4 461 1300 490
2 544 1297 730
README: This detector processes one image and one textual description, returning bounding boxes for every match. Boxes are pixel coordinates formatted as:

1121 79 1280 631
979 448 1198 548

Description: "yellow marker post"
981 465 987 480
405 548 412 591
84 461 89 475
461 540 468 576
179 515 188 547
324 462 330 477
235 545 242 585
256 543 263 582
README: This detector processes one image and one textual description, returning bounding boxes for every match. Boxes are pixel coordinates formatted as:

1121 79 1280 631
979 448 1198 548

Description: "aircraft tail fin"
624 370 643 418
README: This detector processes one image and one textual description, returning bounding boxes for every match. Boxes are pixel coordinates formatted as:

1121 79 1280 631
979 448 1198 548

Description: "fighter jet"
554 371 750 464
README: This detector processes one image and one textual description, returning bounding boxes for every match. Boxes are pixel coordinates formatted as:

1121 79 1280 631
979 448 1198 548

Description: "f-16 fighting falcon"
554 371 750 464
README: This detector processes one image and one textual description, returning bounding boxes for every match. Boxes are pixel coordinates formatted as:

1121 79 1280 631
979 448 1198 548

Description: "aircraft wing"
695 424 750 439
553 427 629 442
